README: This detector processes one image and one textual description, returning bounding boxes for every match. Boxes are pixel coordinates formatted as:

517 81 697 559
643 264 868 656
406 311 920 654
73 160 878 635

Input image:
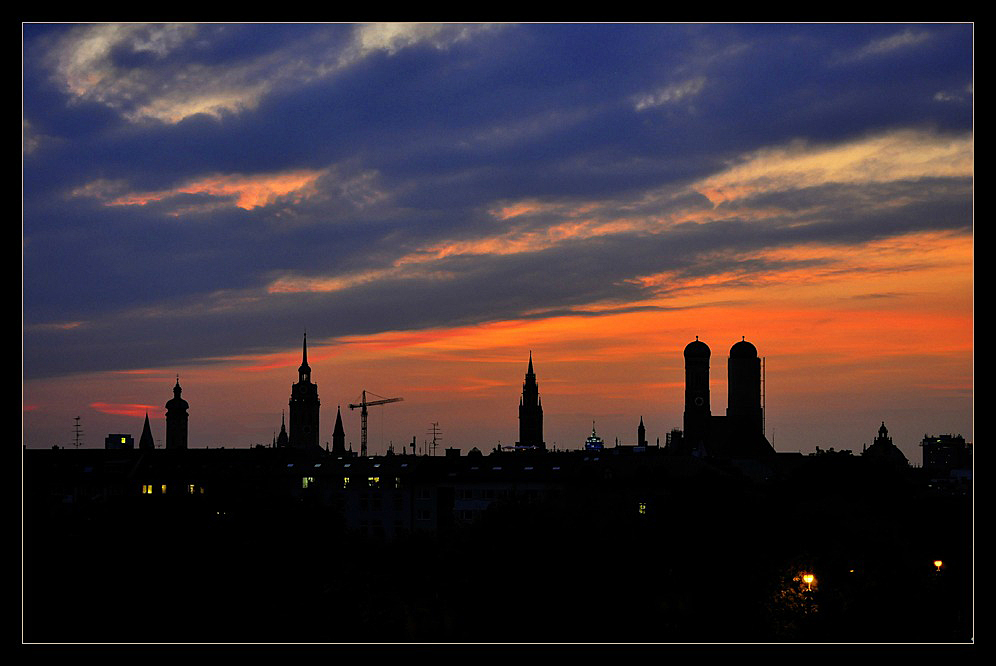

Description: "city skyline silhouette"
22 23 972 644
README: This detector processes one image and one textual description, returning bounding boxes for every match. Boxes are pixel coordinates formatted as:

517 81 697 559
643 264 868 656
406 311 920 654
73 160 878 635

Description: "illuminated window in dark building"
302 476 315 489
161 484 167 494
638 502 647 515
343 477 351 488
368 476 381 487
142 484 154 495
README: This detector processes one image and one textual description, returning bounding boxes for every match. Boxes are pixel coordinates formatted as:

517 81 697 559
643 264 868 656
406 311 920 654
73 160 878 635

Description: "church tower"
332 406 346 455
517 352 545 449
165 377 189 450
727 337 763 436
683 337 711 453
289 333 321 450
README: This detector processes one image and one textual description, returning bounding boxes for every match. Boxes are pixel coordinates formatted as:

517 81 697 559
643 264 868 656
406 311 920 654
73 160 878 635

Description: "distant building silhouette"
165 377 189 450
104 433 134 450
517 352 545 450
680 337 774 459
638 416 647 448
861 422 909 467
584 423 604 451
289 333 321 451
921 432 971 477
275 411 289 448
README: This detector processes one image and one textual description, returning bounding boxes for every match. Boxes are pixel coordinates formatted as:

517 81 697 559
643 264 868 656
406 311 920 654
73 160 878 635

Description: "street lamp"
802 573 816 591
933 559 943 572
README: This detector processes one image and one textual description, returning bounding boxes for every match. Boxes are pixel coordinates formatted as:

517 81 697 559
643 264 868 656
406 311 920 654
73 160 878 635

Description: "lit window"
343 477 351 488
161 484 167 494
638 502 647 515
302 476 315 489
141 484 154 495
188 484 197 494
368 476 381 487
121 437 127 444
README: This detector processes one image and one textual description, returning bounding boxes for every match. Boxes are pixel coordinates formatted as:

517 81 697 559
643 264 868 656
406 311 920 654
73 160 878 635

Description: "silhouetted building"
517 352 545 449
861 422 909 468
921 432 971 481
584 423 604 451
165 377 189 450
638 416 647 448
139 413 155 451
332 406 346 455
681 337 774 459
104 433 134 450
728 337 764 436
682 337 711 455
275 412 289 448
289 333 321 451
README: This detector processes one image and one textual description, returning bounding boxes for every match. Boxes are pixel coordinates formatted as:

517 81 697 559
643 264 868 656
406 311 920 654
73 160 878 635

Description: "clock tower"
289 333 321 450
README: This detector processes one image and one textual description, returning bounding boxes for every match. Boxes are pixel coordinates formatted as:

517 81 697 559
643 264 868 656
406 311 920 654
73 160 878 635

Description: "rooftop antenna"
72 416 83 449
428 422 441 456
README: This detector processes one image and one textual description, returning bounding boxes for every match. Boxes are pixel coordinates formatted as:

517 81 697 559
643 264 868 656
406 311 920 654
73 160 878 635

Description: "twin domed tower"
682 337 773 458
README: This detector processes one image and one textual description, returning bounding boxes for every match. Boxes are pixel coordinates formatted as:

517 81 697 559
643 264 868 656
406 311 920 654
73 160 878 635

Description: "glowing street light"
802 573 816 591
933 560 943 572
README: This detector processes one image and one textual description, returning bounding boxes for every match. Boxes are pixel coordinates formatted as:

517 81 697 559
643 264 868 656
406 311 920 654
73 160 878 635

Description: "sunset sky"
22 23 973 462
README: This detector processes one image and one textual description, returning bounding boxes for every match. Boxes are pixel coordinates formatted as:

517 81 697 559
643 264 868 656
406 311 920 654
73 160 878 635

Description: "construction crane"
349 390 403 457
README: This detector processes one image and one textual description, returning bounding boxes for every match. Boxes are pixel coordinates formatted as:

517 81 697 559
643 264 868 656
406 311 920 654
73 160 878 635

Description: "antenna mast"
72 416 84 449
428 422 441 456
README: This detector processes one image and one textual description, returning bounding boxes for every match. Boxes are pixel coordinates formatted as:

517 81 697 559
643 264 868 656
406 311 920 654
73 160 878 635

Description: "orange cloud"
90 402 159 418
79 169 325 211
695 130 973 206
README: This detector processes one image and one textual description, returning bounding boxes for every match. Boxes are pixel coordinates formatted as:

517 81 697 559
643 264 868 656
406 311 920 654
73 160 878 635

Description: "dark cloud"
23 23 974 381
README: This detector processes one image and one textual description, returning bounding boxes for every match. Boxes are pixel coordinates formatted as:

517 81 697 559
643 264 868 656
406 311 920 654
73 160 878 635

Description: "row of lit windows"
140 484 204 495
300 476 404 489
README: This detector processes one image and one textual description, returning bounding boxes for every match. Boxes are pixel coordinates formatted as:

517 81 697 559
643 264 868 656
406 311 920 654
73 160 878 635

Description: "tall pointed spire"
290 333 320 450
299 332 311 381
139 412 155 450
517 351 544 450
332 405 346 454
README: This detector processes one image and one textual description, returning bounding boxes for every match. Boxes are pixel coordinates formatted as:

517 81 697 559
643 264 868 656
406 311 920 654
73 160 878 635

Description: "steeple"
165 376 189 450
289 334 320 450
517 352 545 450
332 405 346 454
139 412 155 450
276 411 289 448
299 332 311 383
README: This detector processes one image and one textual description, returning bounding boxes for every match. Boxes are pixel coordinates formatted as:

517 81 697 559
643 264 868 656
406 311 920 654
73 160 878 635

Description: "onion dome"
165 377 188 411
684 336 711 359
730 336 758 359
